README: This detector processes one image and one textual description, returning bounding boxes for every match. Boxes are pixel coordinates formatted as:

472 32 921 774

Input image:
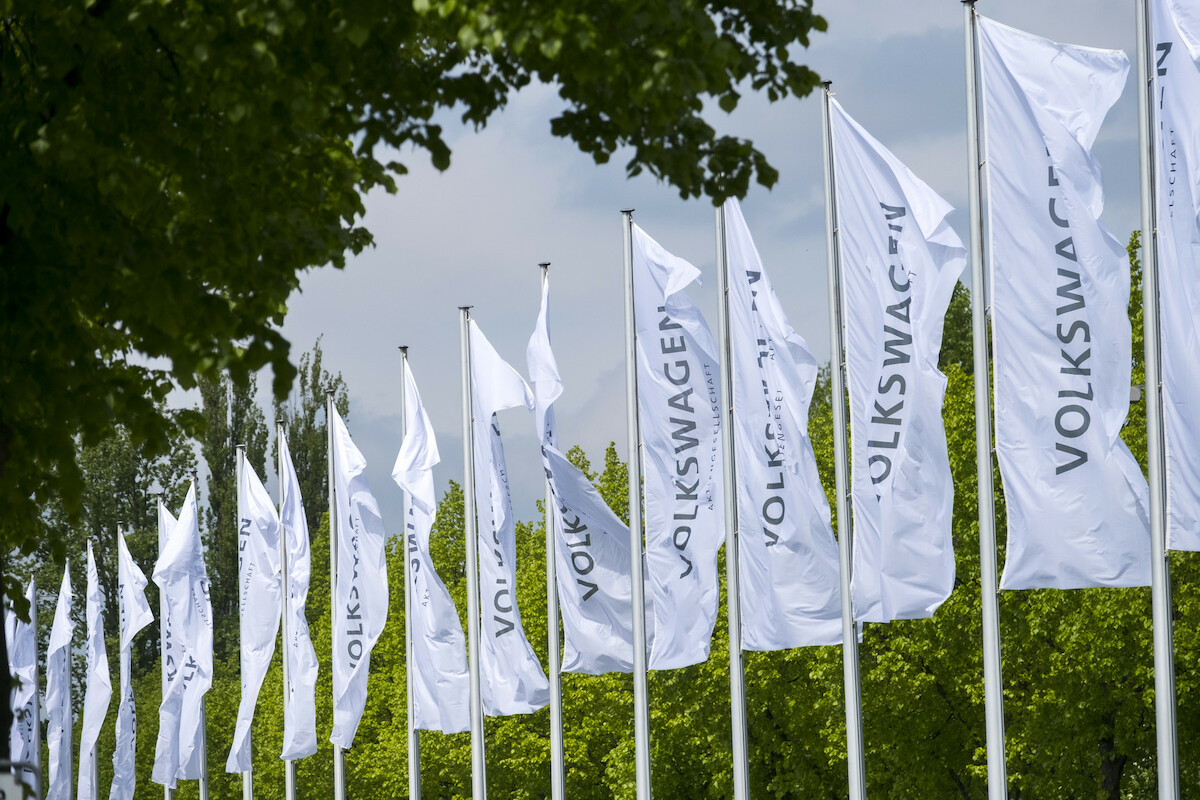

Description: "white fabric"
152 484 214 787
225 460 283 772
46 564 74 800
330 407 390 748
279 435 320 759
469 319 550 714
527 278 639 673
110 532 153 800
78 543 112 800
8 579 39 791
979 16 1152 589
391 362 471 733
632 224 724 670
722 198 844 647
829 100 965 621
1152 0 1200 550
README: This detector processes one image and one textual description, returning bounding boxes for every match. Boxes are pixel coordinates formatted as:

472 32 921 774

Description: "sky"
243 0 1147 529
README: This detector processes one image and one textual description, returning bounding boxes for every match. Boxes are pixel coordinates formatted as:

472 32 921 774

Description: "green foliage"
0 0 828 611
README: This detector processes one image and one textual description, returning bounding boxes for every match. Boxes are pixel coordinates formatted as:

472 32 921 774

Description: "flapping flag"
979 16 1151 589
79 542 113 800
392 362 471 732
226 459 283 772
111 531 154 800
7 579 39 791
47 564 74 800
527 276 640 673
1150 0 1200 550
330 407 390 748
632 224 724 669
722 198 844 646
279 434 319 759
829 99 965 620
469 320 551 713
152 484 214 788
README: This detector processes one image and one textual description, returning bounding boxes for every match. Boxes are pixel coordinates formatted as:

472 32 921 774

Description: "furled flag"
527 275 640 673
279 433 320 759
469 320 551 712
111 530 154 800
47 563 74 800
979 16 1151 589
1151 0 1200 550
330 407 390 748
79 542 113 800
392 361 471 732
829 99 965 621
632 224 724 670
722 198 844 646
152 483 214 787
7 579 39 792
226 458 283 773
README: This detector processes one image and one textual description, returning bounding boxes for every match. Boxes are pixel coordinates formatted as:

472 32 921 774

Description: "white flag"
47 564 74 800
1151 0 1200 551
469 320 550 713
111 531 153 800
632 224 724 670
78 542 113 800
722 198 844 647
226 460 283 772
829 100 965 621
527 277 640 673
979 16 1151 589
330 407 390 748
279 435 320 759
391 362 471 733
7 579 39 790
152 484 214 787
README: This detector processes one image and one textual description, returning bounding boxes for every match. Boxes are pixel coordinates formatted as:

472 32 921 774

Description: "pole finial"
399 345 409 355
538 262 551 268
620 208 635 214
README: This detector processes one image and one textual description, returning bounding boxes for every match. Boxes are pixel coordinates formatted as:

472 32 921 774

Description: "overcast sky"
248 0 1145 528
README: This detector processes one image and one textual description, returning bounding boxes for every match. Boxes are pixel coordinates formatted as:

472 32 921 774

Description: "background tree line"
13 235 1199 799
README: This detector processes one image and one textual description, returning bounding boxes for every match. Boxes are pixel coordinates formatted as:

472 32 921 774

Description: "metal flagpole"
189 468 210 800
820 82 866 800
460 307 488 800
95 534 108 799
236 446 255 800
400 347 423 800
1135 1 1181 795
621 209 652 800
327 391 348 800
962 6 1008 798
275 426 297 800
713 203 750 800
157 494 176 800
540 264 567 800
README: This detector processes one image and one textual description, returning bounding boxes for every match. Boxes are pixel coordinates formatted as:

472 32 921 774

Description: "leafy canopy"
0 0 828 588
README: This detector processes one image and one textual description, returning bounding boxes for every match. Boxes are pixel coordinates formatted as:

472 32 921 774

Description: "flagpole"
399 347 423 800
962 6 1009 798
713 203 750 800
621 209 653 800
234 446 255 800
93 536 104 799
274 426 298 800
821 82 867 800
460 307 488 800
186 469 210 800
156 494 175 800
1135 1 1181 795
536 263 568 800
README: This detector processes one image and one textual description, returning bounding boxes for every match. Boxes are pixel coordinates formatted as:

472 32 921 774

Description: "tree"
274 339 349 526
0 0 831 619
198 372 269 661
